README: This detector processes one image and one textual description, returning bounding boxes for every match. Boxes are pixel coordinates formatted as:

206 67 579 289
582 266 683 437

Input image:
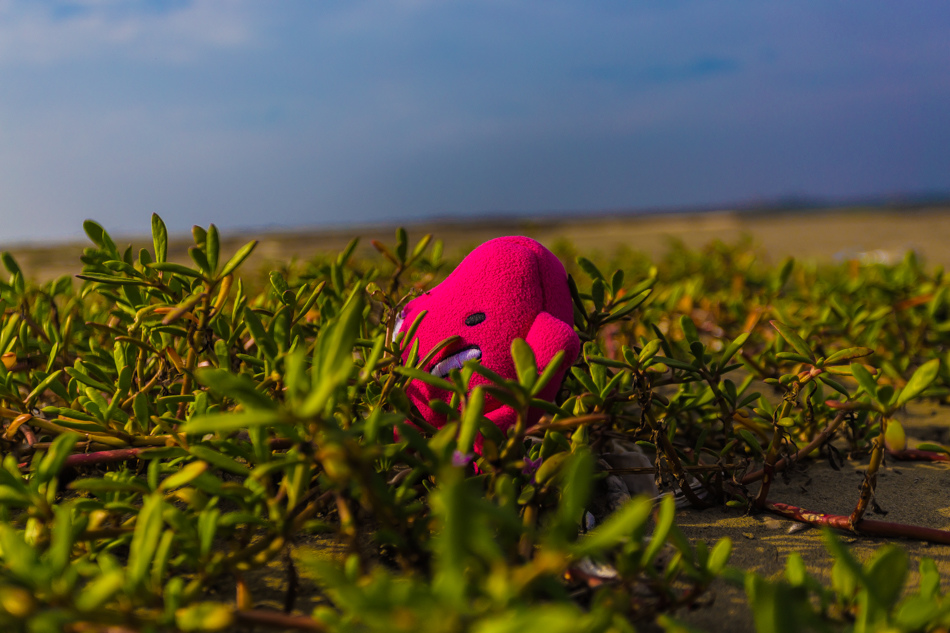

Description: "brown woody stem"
850 423 886 528
649 414 710 508
742 411 847 485
755 377 812 507
235 609 328 632
524 414 608 436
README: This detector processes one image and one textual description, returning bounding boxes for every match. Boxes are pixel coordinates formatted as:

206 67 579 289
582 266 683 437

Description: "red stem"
18 438 296 471
64 448 145 468
888 448 950 462
765 500 950 544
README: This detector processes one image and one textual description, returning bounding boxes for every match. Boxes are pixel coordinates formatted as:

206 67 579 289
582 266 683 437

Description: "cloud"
575 56 741 89
0 0 254 65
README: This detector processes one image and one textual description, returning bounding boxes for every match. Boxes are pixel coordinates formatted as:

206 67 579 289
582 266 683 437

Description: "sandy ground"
674 399 950 632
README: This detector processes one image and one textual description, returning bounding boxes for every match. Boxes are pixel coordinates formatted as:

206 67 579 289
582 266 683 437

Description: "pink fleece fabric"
398 236 581 442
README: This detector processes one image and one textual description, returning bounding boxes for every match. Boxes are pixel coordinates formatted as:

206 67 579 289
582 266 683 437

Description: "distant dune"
4 204 950 282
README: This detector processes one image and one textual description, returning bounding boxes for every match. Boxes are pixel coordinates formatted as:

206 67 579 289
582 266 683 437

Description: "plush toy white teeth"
430 346 482 379
393 309 406 335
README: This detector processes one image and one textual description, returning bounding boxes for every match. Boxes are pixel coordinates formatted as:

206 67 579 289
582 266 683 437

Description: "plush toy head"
397 236 580 440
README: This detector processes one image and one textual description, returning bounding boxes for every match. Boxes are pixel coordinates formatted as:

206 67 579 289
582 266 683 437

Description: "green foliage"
0 220 947 631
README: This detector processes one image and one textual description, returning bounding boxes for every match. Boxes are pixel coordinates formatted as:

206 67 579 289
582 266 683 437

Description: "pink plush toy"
396 236 580 442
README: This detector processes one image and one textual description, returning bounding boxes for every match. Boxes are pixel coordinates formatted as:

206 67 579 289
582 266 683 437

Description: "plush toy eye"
465 312 486 326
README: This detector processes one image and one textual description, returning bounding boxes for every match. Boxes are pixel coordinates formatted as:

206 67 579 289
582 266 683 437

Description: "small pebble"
787 522 810 534
742 532 755 540
584 512 597 531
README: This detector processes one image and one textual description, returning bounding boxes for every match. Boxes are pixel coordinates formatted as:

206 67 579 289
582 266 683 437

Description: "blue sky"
1 1 948 243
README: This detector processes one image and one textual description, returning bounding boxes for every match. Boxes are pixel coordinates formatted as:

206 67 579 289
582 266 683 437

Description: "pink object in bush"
397 236 580 442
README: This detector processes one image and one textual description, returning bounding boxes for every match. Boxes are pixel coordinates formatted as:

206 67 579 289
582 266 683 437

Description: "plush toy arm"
473 314 578 451
525 311 581 382
479 313 578 444
484 406 519 438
